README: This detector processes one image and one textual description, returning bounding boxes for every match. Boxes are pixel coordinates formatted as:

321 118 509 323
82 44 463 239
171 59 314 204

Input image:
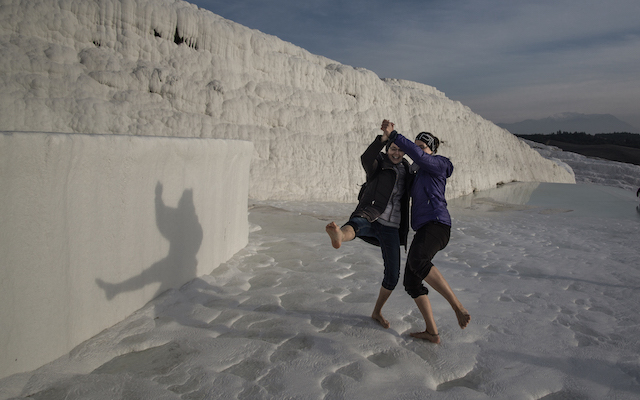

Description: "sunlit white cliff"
0 0 574 201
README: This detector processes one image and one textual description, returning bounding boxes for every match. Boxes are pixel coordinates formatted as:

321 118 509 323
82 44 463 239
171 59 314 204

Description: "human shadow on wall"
96 182 203 300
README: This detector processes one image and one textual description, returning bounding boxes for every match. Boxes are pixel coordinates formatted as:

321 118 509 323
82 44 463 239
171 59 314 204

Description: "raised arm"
381 120 452 177
360 135 386 179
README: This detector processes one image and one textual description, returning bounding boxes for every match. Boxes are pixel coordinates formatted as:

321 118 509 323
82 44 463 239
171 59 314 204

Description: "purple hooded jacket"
391 131 453 230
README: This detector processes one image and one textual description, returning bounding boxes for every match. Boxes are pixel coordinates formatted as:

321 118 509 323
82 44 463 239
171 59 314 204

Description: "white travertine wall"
0 132 252 378
0 0 575 204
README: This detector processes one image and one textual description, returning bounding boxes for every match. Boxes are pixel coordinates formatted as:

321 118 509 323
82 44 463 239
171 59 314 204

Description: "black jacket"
350 135 413 249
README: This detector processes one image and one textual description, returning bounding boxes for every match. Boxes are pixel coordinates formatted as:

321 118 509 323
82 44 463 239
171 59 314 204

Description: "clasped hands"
381 119 395 142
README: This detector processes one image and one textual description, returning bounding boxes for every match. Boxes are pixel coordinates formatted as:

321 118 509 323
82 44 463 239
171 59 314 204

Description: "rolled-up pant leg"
376 223 401 291
345 217 401 290
403 222 451 298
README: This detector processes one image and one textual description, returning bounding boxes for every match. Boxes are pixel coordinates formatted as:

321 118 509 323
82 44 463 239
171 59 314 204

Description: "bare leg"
325 222 356 249
424 266 470 329
371 287 392 328
410 295 440 343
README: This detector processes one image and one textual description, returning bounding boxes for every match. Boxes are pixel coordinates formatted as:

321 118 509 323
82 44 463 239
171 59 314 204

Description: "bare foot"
326 222 343 249
372 313 390 329
455 307 471 329
410 331 440 344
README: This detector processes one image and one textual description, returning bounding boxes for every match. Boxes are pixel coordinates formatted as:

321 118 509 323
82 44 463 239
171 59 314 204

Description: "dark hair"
385 140 402 152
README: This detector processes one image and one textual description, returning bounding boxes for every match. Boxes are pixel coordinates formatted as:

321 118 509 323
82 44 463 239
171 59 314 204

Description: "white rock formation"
0 0 574 201
0 132 252 378
523 139 640 192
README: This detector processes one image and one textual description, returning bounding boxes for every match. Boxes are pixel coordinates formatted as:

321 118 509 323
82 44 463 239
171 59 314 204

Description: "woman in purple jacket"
382 120 470 343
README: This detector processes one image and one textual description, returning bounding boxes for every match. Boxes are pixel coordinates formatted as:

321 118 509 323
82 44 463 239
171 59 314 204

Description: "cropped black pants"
403 221 451 298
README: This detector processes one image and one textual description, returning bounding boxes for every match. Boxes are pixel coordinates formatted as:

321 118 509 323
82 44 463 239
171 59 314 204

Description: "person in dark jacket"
326 129 413 329
383 119 470 343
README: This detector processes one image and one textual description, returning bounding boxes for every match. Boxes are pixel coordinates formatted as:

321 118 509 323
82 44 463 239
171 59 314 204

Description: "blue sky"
192 0 640 129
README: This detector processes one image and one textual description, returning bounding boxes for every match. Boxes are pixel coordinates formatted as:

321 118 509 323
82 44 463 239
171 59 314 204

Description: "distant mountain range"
497 112 640 134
